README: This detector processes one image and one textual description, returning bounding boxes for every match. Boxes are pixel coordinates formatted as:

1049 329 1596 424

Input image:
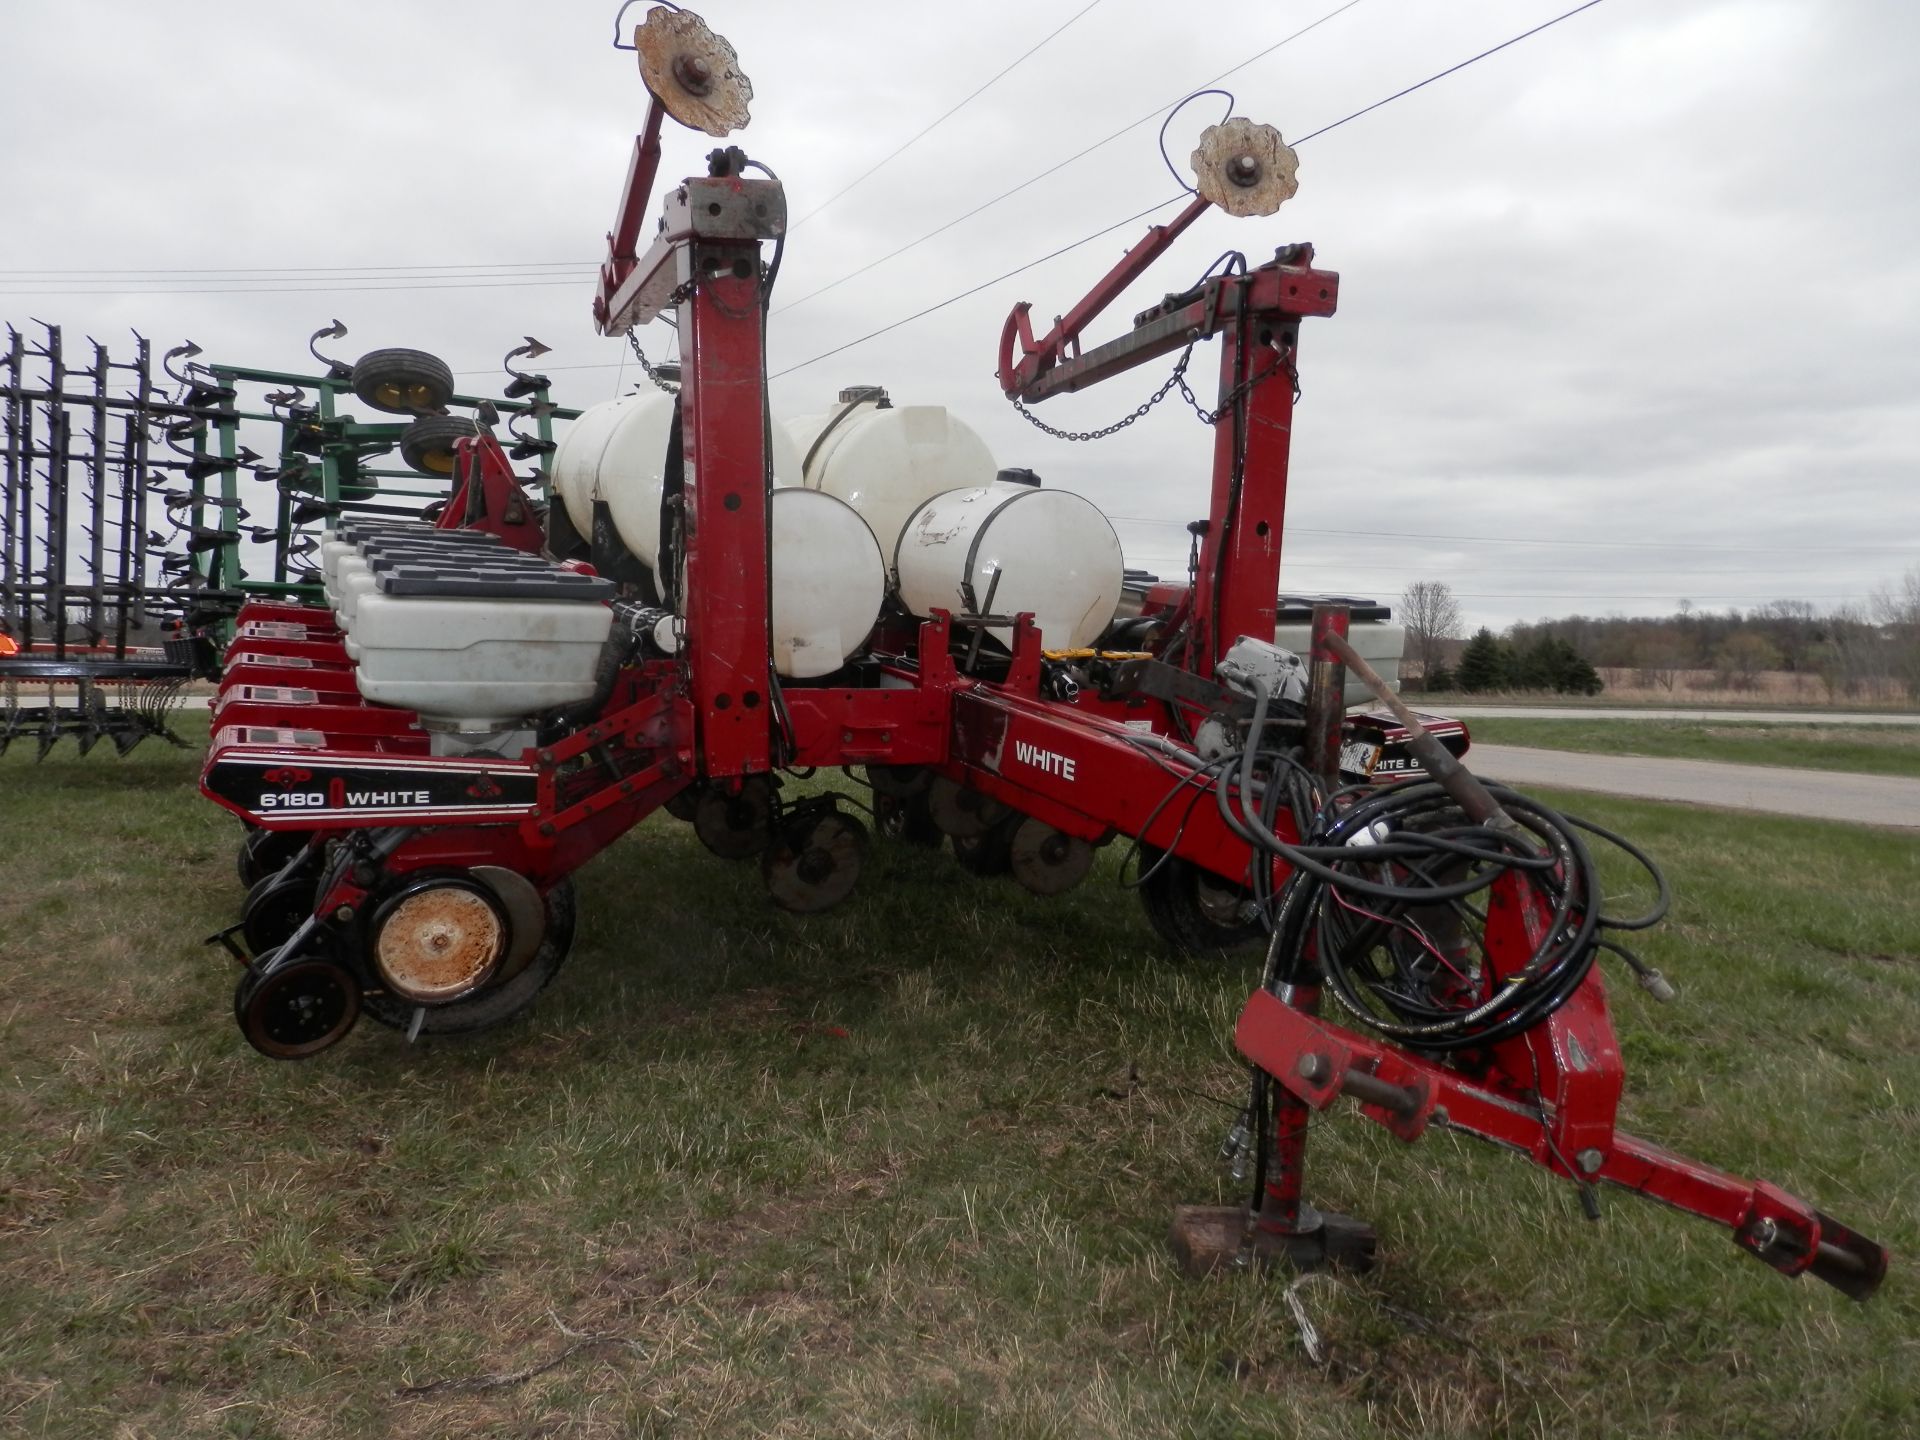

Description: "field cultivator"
194 7 1886 1300
0 319 573 756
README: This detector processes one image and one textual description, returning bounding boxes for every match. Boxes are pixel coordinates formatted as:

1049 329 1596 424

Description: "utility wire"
0 260 594 277
788 0 1107 232
774 0 1612 376
1107 516 1915 555
768 195 1183 380
773 0 1368 316
0 275 594 299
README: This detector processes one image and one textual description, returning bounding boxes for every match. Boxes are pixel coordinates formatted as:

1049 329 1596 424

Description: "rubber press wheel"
399 415 479 475
242 872 319 956
1136 848 1266 960
360 879 577 1036
237 826 312 889
350 347 455 415
235 951 362 1060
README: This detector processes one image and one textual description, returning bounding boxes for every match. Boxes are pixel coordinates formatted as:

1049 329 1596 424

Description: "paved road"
1440 705 1920 726
1466 743 1920 829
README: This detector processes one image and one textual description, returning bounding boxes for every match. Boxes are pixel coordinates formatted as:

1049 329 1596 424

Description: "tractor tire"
399 415 479 476
350 348 455 416
1136 848 1266 960
360 879 576 1036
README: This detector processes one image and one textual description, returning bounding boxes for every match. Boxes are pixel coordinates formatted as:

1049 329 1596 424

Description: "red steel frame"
197 126 1887 1297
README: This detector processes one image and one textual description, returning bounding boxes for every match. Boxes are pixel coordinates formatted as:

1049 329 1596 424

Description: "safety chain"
625 328 680 394
1007 345 1196 442
1175 345 1301 426
1008 340 1302 439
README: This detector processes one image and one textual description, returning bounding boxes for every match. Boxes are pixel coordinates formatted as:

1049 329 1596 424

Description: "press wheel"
235 952 361 1060
241 872 318 956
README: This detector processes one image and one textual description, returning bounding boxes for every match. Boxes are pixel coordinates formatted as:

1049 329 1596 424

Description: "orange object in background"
0 633 17 656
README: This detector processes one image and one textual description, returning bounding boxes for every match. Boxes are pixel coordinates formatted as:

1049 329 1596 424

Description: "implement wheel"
399 414 479 476
235 951 362 1060
361 878 577 1036
237 826 311 889
1136 848 1265 959
350 347 454 415
242 872 318 956
763 810 867 914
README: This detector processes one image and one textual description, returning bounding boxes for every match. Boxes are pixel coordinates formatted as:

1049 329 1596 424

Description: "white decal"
1012 739 1076 783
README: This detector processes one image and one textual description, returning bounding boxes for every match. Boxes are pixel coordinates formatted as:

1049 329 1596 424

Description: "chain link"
1008 340 1303 440
625 328 680 394
1007 345 1197 442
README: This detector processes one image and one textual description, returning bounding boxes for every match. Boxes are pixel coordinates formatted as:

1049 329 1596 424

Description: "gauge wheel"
350 347 455 415
1136 848 1266 959
399 414 479 476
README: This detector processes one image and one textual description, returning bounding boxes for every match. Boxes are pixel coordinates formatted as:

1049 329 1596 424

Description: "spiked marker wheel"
235 952 362 1060
633 6 753 136
1191 118 1300 217
763 810 867 914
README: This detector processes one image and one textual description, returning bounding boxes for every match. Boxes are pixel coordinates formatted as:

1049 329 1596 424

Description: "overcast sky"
5 0 1915 631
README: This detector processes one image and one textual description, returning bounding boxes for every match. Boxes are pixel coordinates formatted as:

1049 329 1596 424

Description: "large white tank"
895 482 1124 651
784 391 997 574
552 390 803 573
767 490 885 679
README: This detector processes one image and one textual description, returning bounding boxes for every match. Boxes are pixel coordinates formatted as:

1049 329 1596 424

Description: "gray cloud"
6 0 1913 629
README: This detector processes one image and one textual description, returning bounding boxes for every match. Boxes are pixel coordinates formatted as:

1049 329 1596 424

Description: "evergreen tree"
1424 661 1456 693
1455 629 1509 693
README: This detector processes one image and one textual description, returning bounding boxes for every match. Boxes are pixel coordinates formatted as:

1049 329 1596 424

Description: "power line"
789 0 1108 232
0 260 594 278
1106 515 1917 555
775 0 1613 373
769 195 1185 379
0 275 594 299
773 0 1368 317
1290 0 1608 147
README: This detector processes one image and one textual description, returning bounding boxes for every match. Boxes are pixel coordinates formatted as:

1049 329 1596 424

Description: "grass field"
1461 718 1920 781
3 717 1918 1438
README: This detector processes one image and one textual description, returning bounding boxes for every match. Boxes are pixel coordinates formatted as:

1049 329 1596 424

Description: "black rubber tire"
399 415 479 476
350 348 455 415
242 872 319 956
951 815 1020 877
874 792 943 848
237 827 313 889
360 879 576 1036
1136 848 1266 960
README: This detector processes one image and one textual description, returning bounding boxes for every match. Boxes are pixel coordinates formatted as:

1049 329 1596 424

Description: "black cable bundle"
1217 681 1671 1052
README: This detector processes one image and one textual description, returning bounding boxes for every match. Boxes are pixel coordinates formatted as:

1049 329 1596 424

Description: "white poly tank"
895 482 1124 651
784 393 997 575
767 489 885 679
551 390 803 574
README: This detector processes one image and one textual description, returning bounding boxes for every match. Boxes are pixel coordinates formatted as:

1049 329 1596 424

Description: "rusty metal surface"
634 8 753 136
1191 118 1299 217
374 886 505 1003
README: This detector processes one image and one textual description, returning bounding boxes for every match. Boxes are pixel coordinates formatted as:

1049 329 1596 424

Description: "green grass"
1462 718 1920 780
3 716 1918 1438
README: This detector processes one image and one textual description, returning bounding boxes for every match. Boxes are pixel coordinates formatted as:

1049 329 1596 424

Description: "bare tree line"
1399 569 1920 701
